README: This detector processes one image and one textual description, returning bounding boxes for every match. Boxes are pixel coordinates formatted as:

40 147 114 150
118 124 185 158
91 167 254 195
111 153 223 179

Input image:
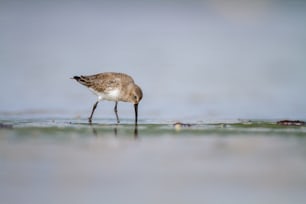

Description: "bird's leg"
114 101 120 123
88 101 99 124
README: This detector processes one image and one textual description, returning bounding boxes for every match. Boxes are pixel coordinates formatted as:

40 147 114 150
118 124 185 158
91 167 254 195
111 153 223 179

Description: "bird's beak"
134 103 138 124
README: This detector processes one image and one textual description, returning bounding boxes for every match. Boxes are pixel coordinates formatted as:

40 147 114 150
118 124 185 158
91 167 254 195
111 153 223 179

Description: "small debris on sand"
173 122 192 131
0 123 13 129
277 120 305 126
173 122 192 127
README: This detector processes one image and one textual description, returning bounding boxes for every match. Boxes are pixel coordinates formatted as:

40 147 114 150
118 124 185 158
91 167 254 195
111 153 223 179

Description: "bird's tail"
71 76 81 80
71 75 92 87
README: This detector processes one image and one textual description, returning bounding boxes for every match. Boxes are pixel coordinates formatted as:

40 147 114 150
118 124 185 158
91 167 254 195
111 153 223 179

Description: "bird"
72 72 143 124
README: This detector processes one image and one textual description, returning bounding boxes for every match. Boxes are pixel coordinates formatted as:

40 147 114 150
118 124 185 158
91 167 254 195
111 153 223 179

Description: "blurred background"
1 0 306 121
1 2 306 204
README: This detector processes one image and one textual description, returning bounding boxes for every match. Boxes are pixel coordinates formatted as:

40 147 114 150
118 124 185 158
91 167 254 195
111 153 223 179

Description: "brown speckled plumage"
72 72 143 124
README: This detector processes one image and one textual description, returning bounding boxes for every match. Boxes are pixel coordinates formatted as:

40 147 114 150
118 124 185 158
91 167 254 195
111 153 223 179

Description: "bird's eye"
134 95 137 100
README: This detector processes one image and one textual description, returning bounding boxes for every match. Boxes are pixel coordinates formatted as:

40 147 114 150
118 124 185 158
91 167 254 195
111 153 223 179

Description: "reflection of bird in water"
91 125 139 139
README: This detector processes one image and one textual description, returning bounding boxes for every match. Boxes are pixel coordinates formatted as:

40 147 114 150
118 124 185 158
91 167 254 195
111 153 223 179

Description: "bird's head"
129 84 143 104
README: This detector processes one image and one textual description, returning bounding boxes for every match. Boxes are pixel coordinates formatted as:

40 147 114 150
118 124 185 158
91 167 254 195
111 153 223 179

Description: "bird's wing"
76 72 134 92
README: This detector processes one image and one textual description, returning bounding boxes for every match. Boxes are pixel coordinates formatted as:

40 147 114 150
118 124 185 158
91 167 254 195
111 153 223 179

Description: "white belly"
90 88 120 101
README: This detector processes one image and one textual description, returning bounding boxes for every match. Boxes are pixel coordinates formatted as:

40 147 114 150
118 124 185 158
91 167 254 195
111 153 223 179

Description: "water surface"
1 118 306 204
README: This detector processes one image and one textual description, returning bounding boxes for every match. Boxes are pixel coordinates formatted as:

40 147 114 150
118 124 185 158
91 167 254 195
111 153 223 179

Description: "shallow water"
1 118 306 204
